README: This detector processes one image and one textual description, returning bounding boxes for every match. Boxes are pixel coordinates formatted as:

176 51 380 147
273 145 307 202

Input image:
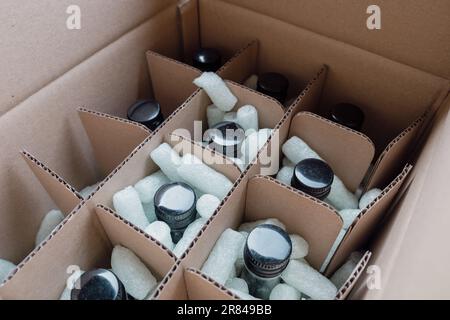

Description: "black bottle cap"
257 72 289 104
330 103 365 131
154 182 197 242
193 48 222 72
70 269 127 300
244 224 292 278
291 158 334 200
206 121 246 158
127 99 164 131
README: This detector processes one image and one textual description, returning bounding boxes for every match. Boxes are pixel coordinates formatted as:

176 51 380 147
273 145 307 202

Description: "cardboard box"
0 0 449 299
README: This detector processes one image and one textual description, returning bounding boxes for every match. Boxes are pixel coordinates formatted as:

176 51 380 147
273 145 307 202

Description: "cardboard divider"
21 151 83 215
180 174 376 300
365 111 428 191
95 205 180 299
325 165 413 276
171 80 285 143
177 0 200 63
335 250 372 300
0 201 181 300
92 130 242 210
78 108 151 178
289 112 375 192
146 40 259 117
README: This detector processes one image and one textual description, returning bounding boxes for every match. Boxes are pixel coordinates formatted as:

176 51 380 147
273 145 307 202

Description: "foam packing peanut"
0 259 16 283
236 105 259 133
230 289 259 300
223 112 237 122
240 128 272 165
282 136 358 210
113 186 149 230
207 104 225 128
35 209 65 246
111 245 158 300
226 277 249 294
173 218 207 258
282 260 337 300
134 171 170 204
144 221 174 251
276 166 294 186
193 72 238 112
196 194 221 219
338 209 361 230
359 188 383 209
150 143 183 182
201 228 246 285
290 234 309 260
269 283 301 300
177 153 233 199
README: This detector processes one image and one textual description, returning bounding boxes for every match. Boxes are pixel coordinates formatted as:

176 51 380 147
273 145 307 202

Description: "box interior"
0 0 449 299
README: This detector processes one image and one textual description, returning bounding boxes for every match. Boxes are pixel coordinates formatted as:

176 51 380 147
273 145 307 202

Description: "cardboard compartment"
147 39 264 116
251 101 414 277
0 202 179 300
181 175 369 300
167 80 285 168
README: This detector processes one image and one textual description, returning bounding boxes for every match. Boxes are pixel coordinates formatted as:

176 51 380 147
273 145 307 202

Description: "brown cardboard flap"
147 50 202 116
21 151 83 214
95 205 177 279
288 65 328 114
290 112 375 191
217 40 259 84
0 204 110 300
184 268 236 300
366 111 427 190
178 0 200 63
335 250 372 300
246 176 343 269
326 165 413 275
77 108 151 178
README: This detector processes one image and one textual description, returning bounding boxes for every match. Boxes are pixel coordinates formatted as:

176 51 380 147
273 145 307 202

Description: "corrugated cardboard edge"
20 150 83 213
335 251 372 300
78 107 151 178
0 198 87 292
326 165 413 275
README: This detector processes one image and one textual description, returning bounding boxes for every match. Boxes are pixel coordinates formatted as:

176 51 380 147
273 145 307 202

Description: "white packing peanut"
226 278 249 294
338 209 361 230
236 105 259 133
276 166 294 186
269 283 301 300
134 171 170 204
282 260 337 300
196 194 221 219
201 229 246 285
150 143 183 182
113 186 149 230
290 234 309 260
111 245 158 300
177 154 233 199
330 252 364 289
173 218 207 258
193 72 238 112
0 259 16 283
238 218 286 233
359 188 383 209
144 221 174 251
206 104 225 128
